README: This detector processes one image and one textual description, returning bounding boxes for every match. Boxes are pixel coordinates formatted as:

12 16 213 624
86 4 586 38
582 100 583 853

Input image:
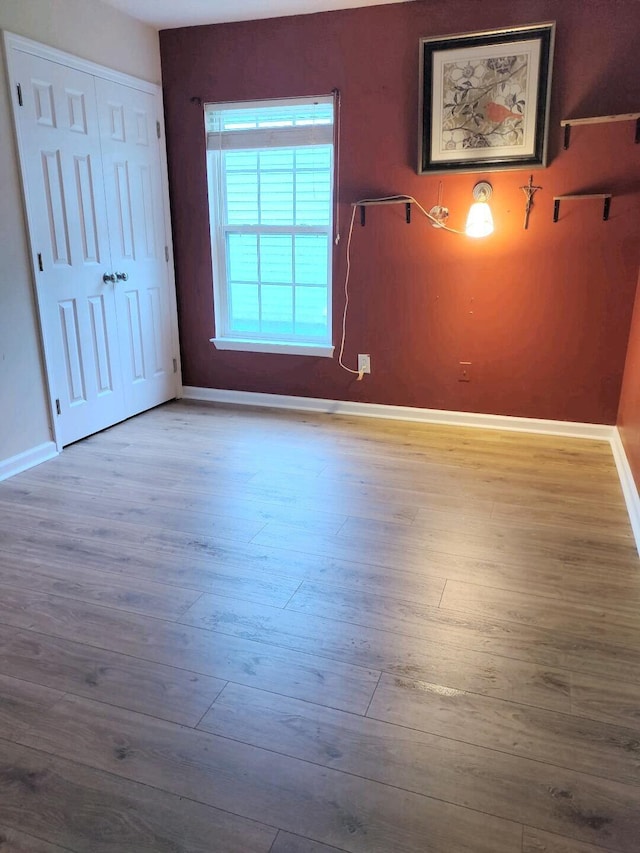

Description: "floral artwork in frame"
419 23 555 174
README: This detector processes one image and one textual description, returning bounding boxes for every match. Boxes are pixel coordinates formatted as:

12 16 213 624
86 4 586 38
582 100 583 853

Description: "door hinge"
37 252 44 271
17 83 23 106
55 398 61 415
156 120 161 139
164 245 169 262
172 358 178 374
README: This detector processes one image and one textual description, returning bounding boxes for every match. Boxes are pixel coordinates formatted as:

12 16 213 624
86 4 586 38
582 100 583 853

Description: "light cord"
337 193 465 378
338 204 362 377
352 194 466 234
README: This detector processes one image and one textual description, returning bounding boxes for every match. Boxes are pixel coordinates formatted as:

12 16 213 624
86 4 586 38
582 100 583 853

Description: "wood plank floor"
0 400 639 853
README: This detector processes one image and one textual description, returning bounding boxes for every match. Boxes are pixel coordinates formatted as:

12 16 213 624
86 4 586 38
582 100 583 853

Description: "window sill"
210 338 335 357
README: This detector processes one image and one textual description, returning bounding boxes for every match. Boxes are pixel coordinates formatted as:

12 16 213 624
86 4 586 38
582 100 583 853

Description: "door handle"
115 272 129 281
102 273 116 283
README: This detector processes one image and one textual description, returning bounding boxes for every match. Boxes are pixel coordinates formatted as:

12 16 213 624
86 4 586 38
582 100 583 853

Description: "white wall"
0 0 160 465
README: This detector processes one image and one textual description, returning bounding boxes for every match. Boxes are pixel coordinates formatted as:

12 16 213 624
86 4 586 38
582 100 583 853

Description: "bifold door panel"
96 78 174 416
10 50 127 445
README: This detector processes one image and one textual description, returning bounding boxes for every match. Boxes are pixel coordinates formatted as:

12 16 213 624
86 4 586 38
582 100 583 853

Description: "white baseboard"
0 441 58 482
611 429 640 555
182 387 615 441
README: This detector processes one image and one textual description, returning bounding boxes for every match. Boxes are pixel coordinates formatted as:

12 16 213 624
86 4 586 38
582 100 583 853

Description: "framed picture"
419 23 555 174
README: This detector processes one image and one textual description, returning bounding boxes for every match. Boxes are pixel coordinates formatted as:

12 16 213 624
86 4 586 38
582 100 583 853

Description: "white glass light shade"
465 201 494 238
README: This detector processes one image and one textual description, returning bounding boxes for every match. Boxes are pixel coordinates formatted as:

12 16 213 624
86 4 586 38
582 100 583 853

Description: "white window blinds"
206 96 334 150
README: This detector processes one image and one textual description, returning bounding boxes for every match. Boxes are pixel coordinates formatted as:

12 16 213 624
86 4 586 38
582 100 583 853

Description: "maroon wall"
160 0 640 424
618 269 640 487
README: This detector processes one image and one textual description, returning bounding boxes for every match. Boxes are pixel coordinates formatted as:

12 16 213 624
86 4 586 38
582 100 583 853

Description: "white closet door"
96 78 176 417
10 50 127 446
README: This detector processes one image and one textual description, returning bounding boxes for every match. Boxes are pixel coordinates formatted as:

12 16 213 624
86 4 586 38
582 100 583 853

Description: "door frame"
2 30 182 451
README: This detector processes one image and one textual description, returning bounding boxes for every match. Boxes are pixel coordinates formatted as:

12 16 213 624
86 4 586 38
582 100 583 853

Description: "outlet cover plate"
459 361 472 382
358 354 371 374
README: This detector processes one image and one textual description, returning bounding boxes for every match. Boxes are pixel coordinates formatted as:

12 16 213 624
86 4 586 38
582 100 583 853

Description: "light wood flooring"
0 400 639 853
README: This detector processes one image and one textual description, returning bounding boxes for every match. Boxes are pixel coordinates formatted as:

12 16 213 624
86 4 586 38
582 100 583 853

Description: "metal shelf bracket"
356 196 414 227
553 193 612 223
561 113 640 150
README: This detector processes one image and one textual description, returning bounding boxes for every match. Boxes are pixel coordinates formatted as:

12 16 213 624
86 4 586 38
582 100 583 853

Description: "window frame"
206 96 335 357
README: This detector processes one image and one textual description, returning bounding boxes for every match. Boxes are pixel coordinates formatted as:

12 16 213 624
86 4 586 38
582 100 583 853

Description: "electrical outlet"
458 361 472 382
358 354 371 374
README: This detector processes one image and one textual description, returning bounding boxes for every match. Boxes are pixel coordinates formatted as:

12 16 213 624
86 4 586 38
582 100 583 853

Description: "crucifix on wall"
520 174 543 230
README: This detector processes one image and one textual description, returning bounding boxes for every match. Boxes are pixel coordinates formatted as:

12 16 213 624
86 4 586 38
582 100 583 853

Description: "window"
206 97 335 356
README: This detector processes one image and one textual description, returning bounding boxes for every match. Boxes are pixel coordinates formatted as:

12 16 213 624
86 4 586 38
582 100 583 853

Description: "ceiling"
100 0 411 28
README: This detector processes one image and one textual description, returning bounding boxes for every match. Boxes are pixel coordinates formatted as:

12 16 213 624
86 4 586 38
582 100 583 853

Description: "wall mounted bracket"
356 195 414 227
553 193 612 223
561 113 640 150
